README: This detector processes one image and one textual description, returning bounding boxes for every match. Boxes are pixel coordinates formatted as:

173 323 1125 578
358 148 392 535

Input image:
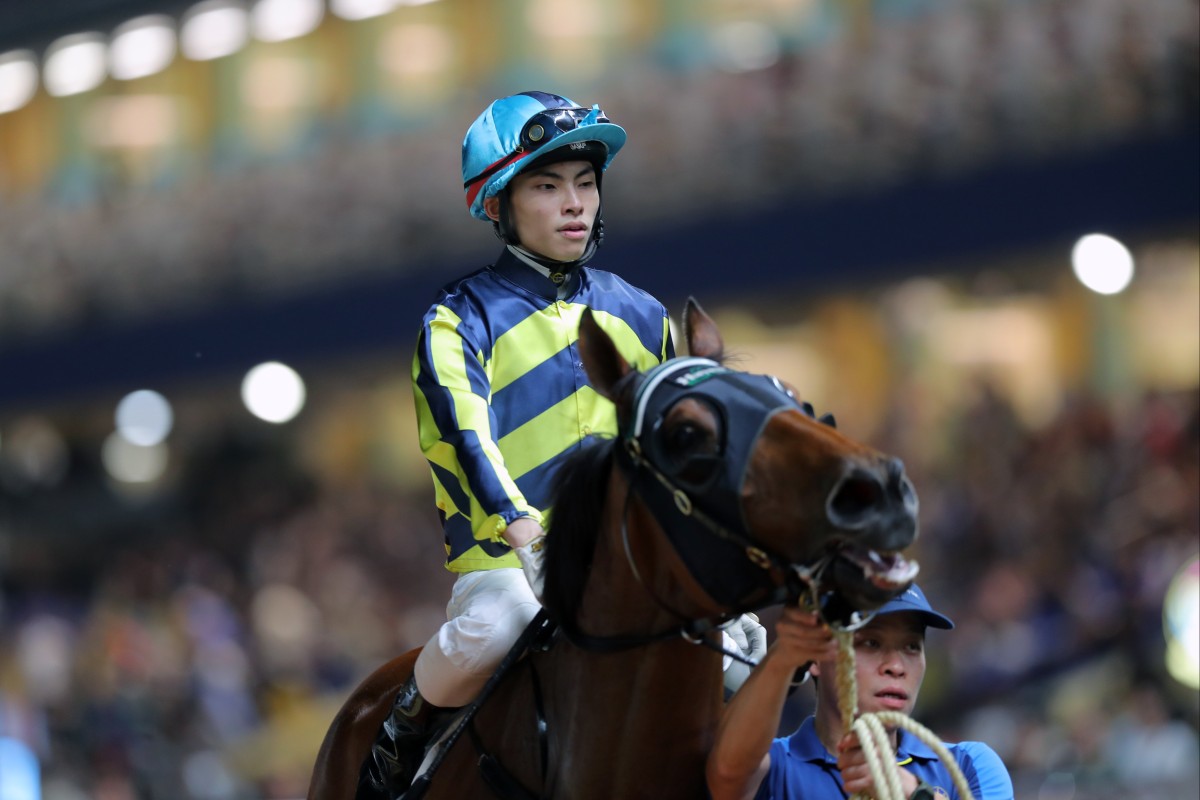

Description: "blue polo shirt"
755 717 1014 800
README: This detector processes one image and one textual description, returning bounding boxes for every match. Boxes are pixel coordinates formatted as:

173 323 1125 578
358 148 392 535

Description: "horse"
308 298 921 800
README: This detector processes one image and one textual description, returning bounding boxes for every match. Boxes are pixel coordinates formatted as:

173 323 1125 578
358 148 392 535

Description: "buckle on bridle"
746 546 772 570
624 437 642 464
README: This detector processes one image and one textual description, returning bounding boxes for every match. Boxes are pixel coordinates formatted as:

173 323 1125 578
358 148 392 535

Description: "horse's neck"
576 472 710 638
544 485 724 797
565 470 726 698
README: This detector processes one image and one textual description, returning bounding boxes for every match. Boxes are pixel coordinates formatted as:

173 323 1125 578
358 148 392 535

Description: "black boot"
360 675 437 797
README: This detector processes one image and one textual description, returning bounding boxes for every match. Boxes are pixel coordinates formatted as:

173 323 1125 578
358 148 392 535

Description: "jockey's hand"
720 613 768 695
508 517 547 601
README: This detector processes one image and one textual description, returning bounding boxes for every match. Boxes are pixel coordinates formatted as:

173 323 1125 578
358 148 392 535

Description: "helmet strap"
494 186 519 246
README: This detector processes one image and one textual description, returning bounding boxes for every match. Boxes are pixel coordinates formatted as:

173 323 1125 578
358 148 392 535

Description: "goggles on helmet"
463 105 611 192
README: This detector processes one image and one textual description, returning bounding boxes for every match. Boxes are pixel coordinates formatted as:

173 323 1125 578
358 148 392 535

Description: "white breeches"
412 568 540 708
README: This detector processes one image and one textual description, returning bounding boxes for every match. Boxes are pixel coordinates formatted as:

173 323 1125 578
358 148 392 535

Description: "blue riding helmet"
462 90 626 223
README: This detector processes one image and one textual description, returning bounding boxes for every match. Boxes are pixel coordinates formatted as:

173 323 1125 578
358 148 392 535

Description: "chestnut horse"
308 298 920 800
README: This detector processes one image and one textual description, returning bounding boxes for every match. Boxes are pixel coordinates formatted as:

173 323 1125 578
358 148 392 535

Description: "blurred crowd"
0 421 458 799
0 0 1196 344
880 383 1200 799
0 379 1196 799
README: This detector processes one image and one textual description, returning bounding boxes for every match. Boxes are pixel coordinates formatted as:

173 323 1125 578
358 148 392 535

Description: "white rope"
834 629 977 800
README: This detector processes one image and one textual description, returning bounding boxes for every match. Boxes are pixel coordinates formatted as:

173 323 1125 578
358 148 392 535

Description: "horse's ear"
579 309 633 404
684 297 724 361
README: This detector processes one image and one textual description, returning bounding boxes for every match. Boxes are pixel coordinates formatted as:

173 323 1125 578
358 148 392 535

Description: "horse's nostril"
888 458 919 511
829 471 885 522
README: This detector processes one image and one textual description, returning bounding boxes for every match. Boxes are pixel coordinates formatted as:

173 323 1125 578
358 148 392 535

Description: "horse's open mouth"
811 545 921 625
836 545 920 592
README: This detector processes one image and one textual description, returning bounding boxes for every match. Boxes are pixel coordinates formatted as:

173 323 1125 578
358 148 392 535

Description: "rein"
404 610 556 800
555 440 835 668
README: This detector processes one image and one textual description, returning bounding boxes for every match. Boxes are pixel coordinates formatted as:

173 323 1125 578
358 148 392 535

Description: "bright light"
101 432 169 483
1164 555 1200 690
43 33 108 97
242 361 306 423
252 0 324 43
1072 233 1135 295
181 1 249 61
115 389 174 446
331 0 396 21
110 16 176 80
0 50 38 114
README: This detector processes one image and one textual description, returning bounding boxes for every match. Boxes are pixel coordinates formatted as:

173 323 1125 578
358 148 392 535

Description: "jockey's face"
486 160 599 262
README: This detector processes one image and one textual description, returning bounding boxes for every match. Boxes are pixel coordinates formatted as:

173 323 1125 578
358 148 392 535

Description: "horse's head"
578 298 919 626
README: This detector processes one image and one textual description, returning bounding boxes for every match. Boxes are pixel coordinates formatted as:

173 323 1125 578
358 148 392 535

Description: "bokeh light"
330 0 396 21
241 361 306 423
115 389 174 446
1164 555 1200 690
43 33 107 97
181 0 250 61
252 0 324 43
1072 233 1135 295
110 16 176 80
0 50 38 114
251 583 321 673
101 432 169 484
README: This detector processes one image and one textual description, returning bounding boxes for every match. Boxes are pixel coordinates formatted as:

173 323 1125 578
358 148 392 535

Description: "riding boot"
360 675 439 797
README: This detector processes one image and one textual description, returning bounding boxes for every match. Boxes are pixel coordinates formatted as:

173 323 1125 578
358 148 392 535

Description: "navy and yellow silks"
413 248 673 572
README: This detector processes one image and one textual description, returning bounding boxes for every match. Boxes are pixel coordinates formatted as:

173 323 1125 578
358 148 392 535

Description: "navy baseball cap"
875 584 954 630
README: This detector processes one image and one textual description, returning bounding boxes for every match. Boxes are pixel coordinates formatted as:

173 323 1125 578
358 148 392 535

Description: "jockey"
365 91 765 793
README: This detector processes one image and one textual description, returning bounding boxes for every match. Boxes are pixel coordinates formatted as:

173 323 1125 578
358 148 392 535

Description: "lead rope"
832 629 977 800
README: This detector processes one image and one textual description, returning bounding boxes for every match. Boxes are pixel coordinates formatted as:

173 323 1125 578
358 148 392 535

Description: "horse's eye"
658 398 721 484
665 422 707 453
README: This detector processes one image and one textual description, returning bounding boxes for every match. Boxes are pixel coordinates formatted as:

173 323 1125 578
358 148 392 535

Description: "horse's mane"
541 437 615 624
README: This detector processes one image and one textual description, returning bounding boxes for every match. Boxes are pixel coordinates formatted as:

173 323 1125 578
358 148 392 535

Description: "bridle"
558 357 870 658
